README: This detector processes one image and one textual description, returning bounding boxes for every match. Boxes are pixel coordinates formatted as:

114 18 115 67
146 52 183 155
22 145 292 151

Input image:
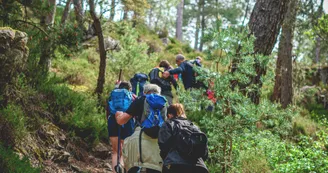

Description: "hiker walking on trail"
162 54 196 90
115 84 168 173
106 82 136 173
149 60 178 105
158 104 209 173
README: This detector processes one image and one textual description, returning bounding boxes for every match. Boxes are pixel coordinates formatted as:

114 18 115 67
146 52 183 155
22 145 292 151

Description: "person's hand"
115 111 123 120
162 71 170 78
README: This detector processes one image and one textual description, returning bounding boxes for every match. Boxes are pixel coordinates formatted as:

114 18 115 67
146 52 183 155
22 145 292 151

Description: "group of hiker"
106 54 209 173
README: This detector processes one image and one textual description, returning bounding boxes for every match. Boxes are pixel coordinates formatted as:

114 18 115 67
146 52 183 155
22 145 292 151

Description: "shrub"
0 105 27 144
0 144 40 173
40 79 107 145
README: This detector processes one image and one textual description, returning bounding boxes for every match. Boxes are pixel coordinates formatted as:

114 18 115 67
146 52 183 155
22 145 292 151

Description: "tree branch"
13 20 49 37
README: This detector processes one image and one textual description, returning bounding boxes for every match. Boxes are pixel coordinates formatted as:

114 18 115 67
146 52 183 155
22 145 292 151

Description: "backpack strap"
139 128 144 163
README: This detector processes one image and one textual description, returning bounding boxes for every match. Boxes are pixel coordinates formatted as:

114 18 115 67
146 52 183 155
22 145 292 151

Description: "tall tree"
248 0 290 104
176 0 184 41
194 0 201 50
73 0 85 32
314 0 324 64
89 0 107 99
272 0 298 108
39 0 57 73
109 0 116 21
199 0 205 51
61 0 72 25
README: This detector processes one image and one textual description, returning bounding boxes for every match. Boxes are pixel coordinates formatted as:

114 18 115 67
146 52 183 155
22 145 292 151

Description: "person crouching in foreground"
158 103 209 173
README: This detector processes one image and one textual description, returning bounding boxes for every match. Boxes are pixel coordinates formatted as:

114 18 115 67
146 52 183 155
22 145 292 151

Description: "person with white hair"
115 83 168 173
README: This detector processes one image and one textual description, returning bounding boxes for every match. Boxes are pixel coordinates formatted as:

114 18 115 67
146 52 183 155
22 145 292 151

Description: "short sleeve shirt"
125 96 146 123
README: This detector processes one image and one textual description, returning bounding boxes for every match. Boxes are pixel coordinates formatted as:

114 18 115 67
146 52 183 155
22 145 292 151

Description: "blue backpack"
109 89 133 115
130 73 148 96
141 94 167 138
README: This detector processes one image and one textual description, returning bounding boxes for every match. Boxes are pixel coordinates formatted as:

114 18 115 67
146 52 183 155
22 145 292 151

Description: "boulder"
0 27 29 105
160 38 170 46
104 37 120 51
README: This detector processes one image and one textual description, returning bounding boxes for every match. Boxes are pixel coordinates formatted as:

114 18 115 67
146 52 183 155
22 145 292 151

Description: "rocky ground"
15 123 113 173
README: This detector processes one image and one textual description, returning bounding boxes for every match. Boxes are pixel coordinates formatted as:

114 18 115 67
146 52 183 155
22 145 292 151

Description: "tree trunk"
272 0 298 108
248 0 290 104
314 0 324 64
39 0 57 73
148 6 153 28
175 0 184 41
123 7 128 20
194 0 201 50
199 0 205 51
73 0 85 32
61 0 72 25
109 0 116 21
89 0 107 99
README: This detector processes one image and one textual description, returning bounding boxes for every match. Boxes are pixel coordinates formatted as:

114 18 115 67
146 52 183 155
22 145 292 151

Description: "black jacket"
158 117 209 172
169 61 196 90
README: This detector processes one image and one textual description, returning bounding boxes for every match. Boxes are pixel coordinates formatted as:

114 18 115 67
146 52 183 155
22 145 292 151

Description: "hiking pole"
115 125 123 173
115 69 123 89
118 69 123 82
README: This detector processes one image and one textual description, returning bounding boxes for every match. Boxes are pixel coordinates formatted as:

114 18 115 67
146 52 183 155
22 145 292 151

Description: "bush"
0 105 27 145
0 144 40 173
40 79 107 145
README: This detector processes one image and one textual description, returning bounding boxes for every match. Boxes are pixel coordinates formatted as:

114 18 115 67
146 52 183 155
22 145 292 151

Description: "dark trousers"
162 165 208 173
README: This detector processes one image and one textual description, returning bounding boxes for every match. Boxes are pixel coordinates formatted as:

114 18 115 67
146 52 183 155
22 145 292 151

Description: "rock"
103 163 111 169
0 27 29 105
53 151 71 163
160 38 170 46
92 143 110 159
71 164 84 173
104 37 120 51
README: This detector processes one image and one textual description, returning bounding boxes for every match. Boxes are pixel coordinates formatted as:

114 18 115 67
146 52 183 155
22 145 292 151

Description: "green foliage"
0 105 27 142
110 23 157 78
0 144 40 173
236 130 328 173
39 78 107 144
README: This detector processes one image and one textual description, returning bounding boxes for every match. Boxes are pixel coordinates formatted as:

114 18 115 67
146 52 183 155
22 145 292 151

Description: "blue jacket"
169 61 195 90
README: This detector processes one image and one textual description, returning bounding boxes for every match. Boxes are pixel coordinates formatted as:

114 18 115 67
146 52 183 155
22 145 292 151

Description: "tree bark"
61 0 72 25
109 0 116 21
314 0 324 64
176 0 184 41
73 0 86 32
199 0 205 51
89 0 107 98
39 0 57 73
272 0 298 108
194 0 201 50
248 0 290 104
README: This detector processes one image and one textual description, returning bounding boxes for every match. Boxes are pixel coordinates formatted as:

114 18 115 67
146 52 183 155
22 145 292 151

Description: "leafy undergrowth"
0 145 40 173
178 23 328 173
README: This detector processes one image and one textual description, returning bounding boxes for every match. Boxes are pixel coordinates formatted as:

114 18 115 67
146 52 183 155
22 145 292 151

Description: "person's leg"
110 137 124 173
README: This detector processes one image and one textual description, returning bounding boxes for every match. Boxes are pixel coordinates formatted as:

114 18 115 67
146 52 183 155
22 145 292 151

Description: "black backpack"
172 119 208 160
149 67 171 88
130 73 148 96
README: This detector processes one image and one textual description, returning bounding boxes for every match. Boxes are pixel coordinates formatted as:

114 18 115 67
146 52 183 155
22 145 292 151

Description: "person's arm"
168 66 183 75
158 121 174 160
116 97 142 125
115 111 132 125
